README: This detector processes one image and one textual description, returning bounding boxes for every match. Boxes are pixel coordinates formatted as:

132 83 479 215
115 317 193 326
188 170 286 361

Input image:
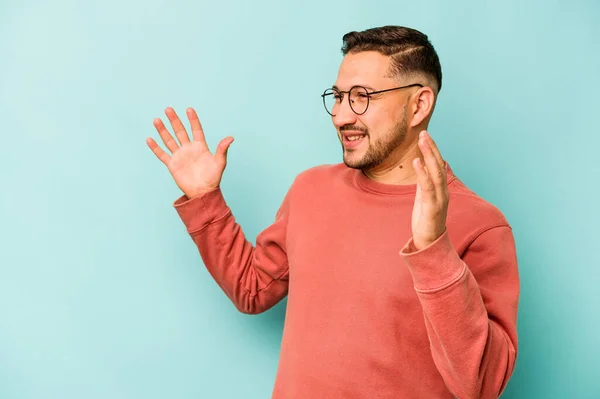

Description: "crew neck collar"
353 162 455 196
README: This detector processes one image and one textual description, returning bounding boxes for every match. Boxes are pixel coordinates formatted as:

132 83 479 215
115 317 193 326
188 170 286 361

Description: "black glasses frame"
321 83 424 116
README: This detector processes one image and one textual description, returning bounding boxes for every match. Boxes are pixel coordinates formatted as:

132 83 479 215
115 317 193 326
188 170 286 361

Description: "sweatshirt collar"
353 162 455 196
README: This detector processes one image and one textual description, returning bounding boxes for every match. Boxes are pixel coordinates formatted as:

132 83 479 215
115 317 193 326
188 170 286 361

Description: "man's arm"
406 130 519 397
400 226 519 398
146 106 291 314
174 187 292 314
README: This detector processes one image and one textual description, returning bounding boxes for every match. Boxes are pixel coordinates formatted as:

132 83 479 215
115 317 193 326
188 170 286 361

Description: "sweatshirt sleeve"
399 226 520 399
173 187 292 315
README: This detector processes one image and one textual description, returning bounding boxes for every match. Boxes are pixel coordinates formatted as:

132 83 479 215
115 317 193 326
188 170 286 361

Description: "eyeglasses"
321 83 424 116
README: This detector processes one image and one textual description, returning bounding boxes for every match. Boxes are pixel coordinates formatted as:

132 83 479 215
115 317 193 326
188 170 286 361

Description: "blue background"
1 0 598 397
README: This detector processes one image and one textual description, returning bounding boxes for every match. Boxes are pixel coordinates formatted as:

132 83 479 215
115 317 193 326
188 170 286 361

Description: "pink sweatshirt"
173 163 520 398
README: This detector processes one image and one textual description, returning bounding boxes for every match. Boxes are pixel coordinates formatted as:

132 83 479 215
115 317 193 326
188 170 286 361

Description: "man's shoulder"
446 176 511 232
292 163 347 186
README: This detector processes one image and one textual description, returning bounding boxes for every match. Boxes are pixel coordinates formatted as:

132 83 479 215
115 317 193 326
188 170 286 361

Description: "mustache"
340 125 368 134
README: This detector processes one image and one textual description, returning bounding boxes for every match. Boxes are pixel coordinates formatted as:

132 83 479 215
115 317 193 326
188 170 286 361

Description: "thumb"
215 136 234 168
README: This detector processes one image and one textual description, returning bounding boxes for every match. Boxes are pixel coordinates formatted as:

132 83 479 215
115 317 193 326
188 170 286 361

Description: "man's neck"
362 140 422 185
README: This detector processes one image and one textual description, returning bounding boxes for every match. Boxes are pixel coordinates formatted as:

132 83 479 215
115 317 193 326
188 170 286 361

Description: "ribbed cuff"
399 230 466 292
173 188 231 233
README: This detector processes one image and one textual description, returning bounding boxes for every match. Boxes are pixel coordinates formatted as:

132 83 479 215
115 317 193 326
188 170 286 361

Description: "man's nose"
332 97 357 128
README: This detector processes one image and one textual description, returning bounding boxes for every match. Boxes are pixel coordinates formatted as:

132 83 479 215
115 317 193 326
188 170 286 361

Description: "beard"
342 109 408 171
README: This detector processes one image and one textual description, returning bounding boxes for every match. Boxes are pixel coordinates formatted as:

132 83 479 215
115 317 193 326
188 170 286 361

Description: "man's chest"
284 192 417 301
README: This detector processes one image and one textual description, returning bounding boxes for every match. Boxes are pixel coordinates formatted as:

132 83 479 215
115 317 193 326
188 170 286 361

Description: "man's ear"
410 86 435 127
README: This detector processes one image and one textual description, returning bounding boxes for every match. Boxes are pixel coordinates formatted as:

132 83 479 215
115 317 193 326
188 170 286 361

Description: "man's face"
331 51 411 170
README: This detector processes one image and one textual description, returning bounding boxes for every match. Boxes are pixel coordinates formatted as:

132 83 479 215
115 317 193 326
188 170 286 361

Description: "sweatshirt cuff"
399 230 466 292
173 188 231 233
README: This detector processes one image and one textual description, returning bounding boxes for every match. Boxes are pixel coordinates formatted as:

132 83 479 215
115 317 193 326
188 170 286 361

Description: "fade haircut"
341 26 442 94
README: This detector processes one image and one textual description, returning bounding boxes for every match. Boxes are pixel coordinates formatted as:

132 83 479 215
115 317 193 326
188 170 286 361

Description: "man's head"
325 26 442 171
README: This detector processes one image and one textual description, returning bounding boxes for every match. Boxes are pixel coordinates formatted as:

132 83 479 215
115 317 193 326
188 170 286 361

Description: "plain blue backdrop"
1 0 598 398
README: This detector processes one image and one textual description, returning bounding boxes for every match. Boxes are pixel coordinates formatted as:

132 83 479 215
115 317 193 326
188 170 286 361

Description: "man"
146 26 520 399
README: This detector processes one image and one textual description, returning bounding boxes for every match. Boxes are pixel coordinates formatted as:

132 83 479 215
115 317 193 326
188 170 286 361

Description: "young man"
146 26 520 399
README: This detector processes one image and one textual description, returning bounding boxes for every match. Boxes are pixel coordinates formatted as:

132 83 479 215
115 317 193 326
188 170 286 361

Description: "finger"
424 131 448 196
418 132 445 188
186 107 209 149
146 137 171 165
153 118 179 153
214 136 234 168
413 157 436 202
423 131 445 170
165 107 191 145
414 176 422 203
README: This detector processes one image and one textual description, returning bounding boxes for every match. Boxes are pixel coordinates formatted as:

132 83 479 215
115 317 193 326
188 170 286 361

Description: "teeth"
348 135 365 141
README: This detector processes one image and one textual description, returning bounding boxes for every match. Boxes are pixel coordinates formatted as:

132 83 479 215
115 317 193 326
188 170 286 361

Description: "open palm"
146 107 234 199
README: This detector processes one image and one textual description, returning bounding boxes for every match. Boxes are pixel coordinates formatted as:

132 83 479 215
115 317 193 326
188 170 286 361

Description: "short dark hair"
341 26 442 93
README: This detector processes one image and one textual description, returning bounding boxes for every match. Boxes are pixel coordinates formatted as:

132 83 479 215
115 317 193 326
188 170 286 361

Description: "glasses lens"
323 88 338 116
349 86 369 115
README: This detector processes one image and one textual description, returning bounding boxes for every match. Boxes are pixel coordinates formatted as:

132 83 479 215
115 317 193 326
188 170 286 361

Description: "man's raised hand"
411 130 449 250
146 107 234 199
